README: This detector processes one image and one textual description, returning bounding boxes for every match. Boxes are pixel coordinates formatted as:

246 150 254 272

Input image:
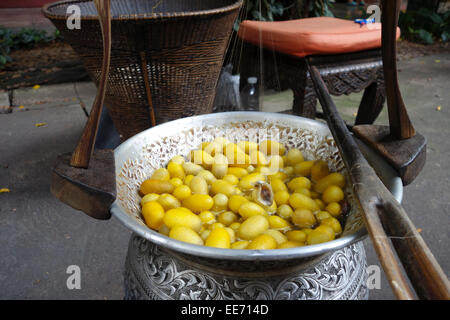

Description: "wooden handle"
379 200 450 299
381 0 415 140
308 64 450 300
70 0 111 168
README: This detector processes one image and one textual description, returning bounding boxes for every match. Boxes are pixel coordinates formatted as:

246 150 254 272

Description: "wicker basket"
43 0 242 139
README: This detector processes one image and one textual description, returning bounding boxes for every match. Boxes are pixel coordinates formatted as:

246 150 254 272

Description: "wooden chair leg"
239 42 384 124
355 75 386 125
239 42 260 92
290 67 317 119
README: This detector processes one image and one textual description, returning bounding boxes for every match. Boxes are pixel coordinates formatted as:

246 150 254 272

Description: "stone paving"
1 53 448 299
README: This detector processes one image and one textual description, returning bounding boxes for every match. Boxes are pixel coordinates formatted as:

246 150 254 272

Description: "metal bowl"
111 112 402 273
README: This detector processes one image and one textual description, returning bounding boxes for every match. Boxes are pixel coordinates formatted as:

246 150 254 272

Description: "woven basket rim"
43 0 243 21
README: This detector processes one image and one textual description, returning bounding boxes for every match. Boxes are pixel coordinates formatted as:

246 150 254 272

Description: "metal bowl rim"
110 111 402 261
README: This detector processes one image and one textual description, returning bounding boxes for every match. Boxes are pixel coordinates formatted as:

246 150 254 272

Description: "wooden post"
70 0 111 168
381 0 415 140
50 0 116 220
352 0 427 185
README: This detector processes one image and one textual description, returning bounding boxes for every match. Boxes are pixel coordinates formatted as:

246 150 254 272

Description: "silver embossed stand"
124 234 369 300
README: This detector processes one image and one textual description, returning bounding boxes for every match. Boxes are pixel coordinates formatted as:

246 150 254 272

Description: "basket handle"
70 0 111 168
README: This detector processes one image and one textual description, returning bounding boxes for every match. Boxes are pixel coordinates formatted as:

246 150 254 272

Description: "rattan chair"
43 0 242 139
238 17 400 125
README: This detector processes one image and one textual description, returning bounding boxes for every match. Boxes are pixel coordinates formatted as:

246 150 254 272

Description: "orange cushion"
237 17 401 58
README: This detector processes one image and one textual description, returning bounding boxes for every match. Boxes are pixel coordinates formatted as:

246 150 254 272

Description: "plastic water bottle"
240 77 259 111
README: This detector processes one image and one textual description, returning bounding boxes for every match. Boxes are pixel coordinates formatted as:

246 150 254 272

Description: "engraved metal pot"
110 112 403 300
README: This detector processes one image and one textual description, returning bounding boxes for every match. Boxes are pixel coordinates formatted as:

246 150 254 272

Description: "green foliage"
399 8 450 44
234 0 334 31
0 27 62 69
308 0 334 18
246 0 285 21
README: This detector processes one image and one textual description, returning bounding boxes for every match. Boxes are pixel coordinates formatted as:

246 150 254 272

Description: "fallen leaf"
0 106 12 114
32 84 41 89
352 112 357 117
435 59 440 63
436 106 441 111
417 228 422 233
0 188 11 193
35 122 47 127
18 105 25 109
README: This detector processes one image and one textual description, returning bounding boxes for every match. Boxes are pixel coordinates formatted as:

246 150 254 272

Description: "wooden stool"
237 17 400 125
